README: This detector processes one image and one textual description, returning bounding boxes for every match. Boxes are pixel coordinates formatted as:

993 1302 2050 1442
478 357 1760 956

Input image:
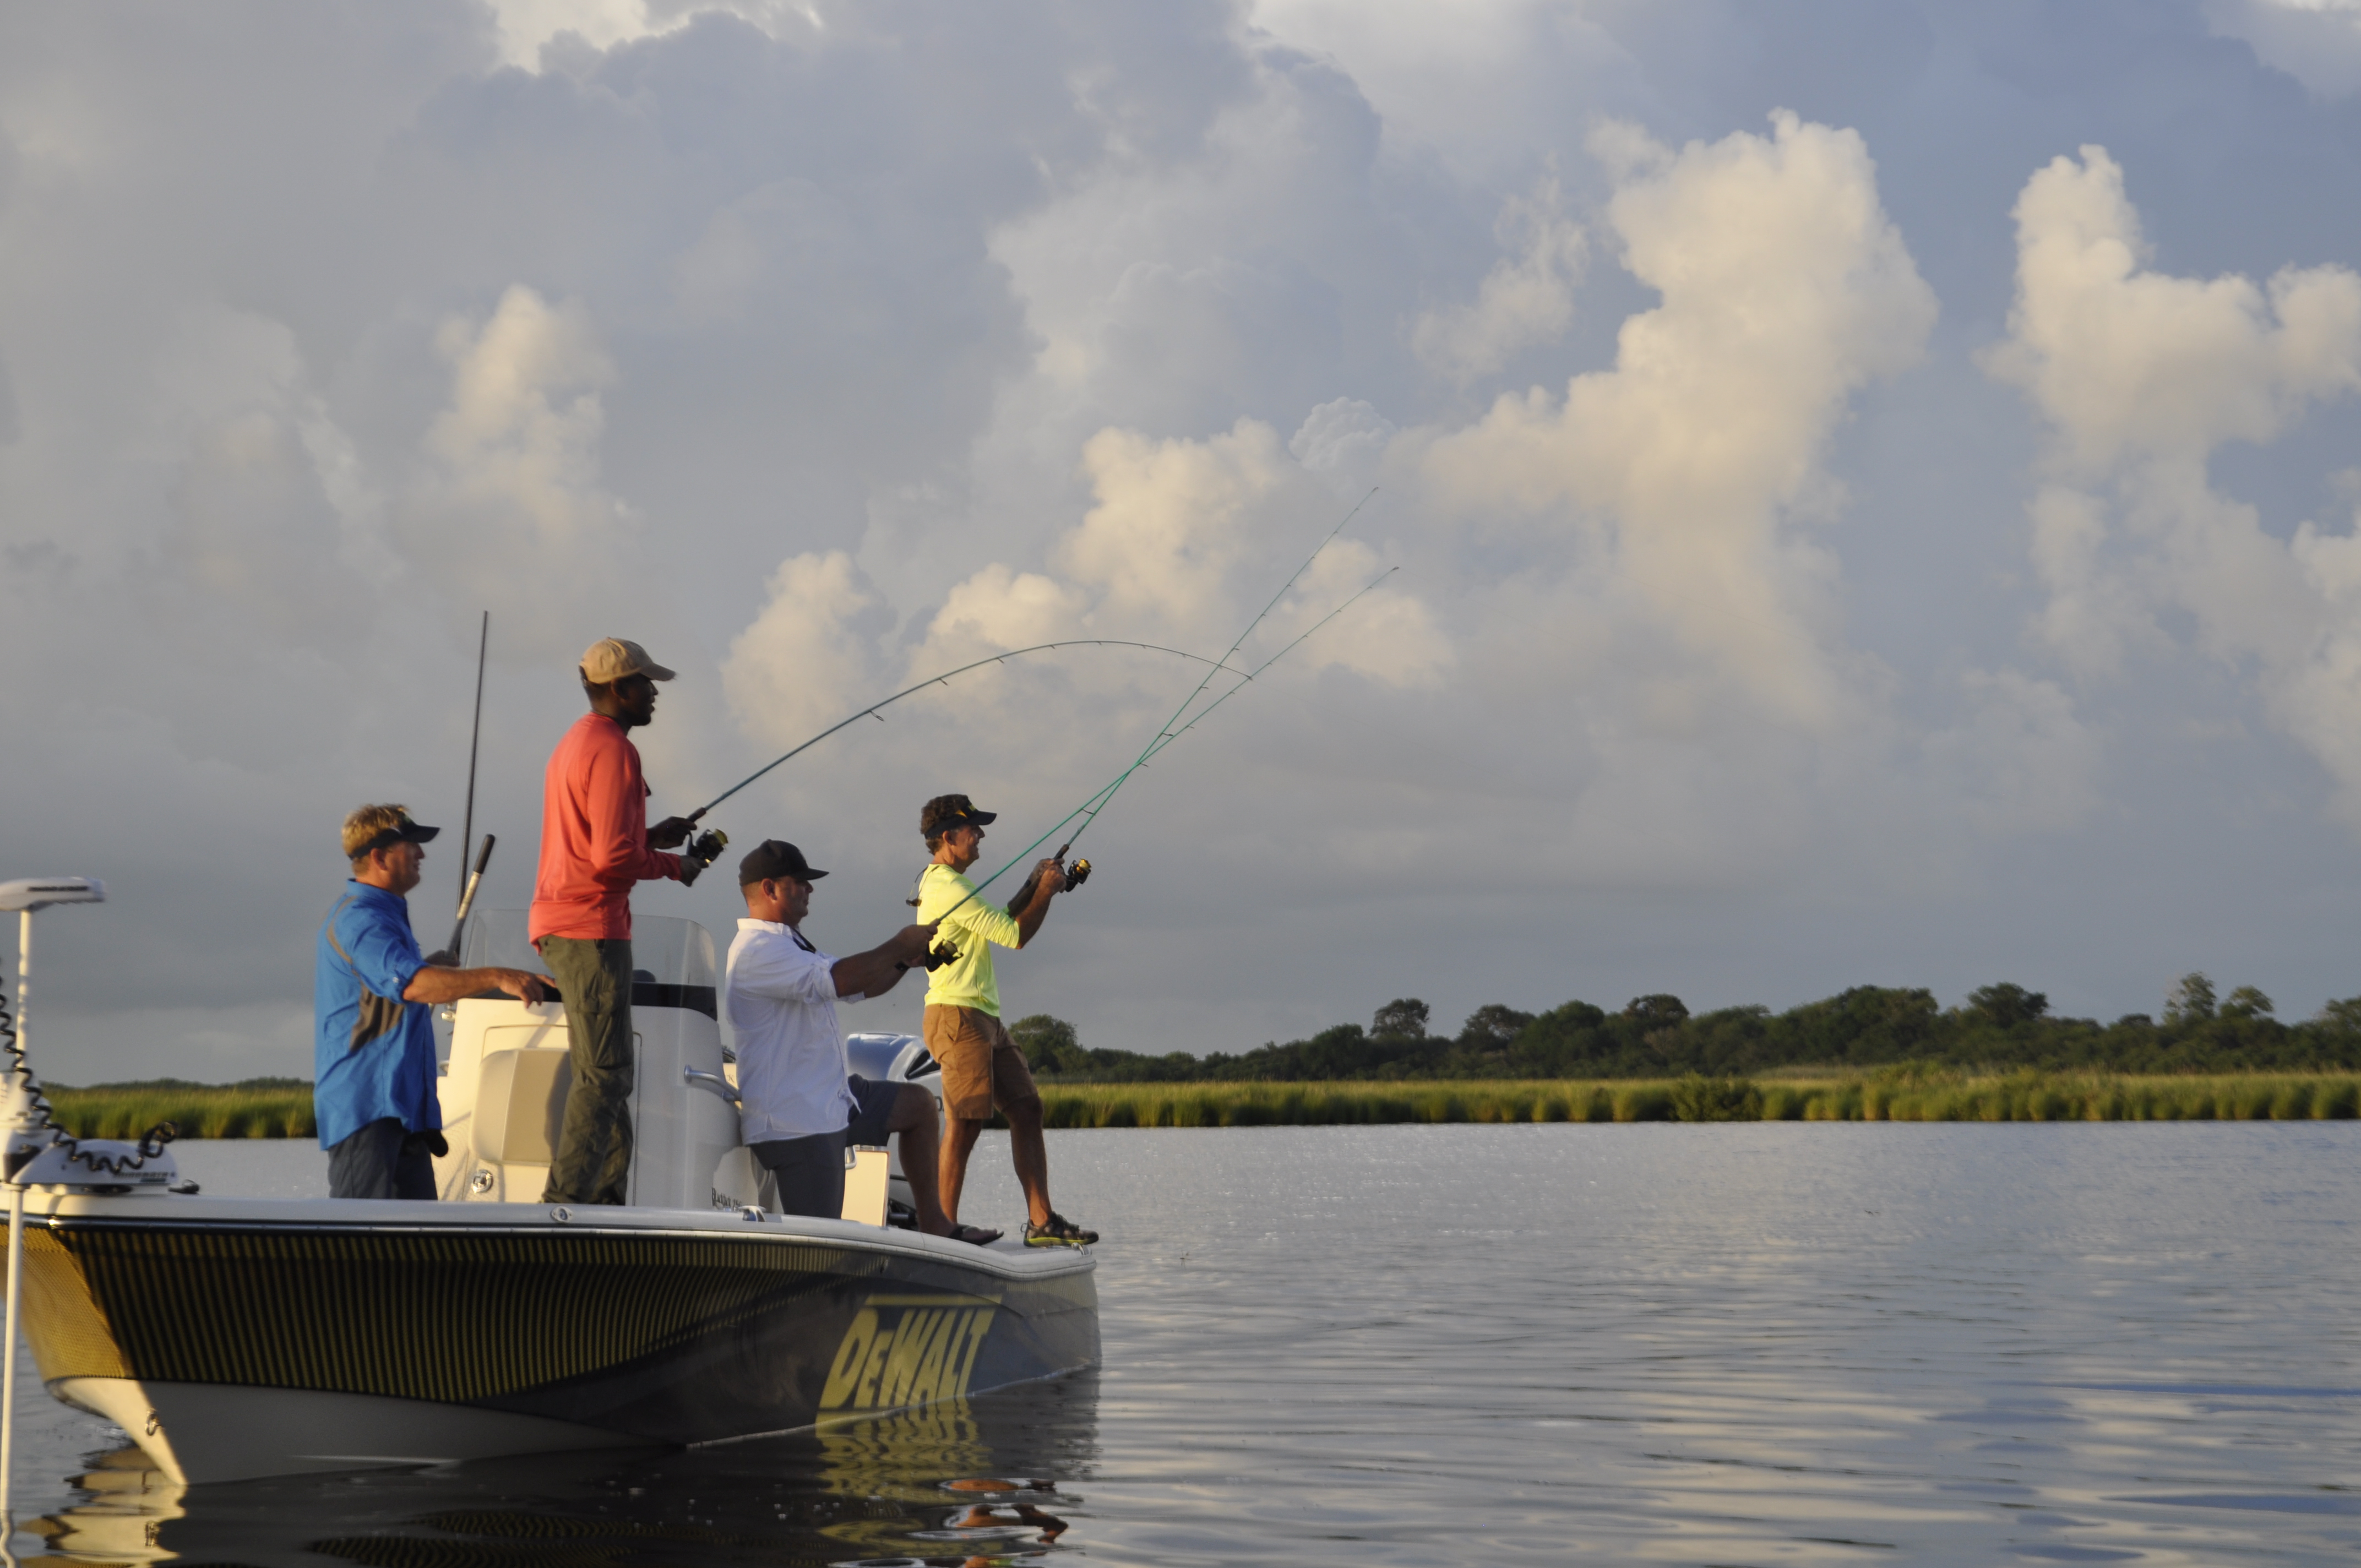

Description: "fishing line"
924 484 1394 931
1073 484 1380 852
688 640 1251 821
938 565 1399 919
916 569 1397 925
1062 564 1399 853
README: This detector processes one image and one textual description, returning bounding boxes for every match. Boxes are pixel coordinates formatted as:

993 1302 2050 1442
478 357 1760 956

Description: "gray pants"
328 1118 437 1200
540 935 634 1205
749 1076 901 1219
752 1131 847 1219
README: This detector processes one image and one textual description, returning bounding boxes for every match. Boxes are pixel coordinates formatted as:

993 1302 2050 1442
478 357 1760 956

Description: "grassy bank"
45 1082 314 1141
35 1071 2361 1139
1036 1071 2361 1127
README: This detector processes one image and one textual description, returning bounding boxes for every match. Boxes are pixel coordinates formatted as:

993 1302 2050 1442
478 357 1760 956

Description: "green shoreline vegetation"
1036 1070 2361 1127
37 1070 2361 1139
41 971 2361 1136
1010 973 2361 1085
45 1079 314 1141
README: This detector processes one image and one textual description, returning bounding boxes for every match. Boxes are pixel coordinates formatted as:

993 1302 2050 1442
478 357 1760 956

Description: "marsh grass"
45 1085 314 1141
41 1071 2361 1139
1038 1071 2361 1128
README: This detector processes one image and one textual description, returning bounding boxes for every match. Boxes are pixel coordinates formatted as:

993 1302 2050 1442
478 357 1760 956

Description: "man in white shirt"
724 839 963 1235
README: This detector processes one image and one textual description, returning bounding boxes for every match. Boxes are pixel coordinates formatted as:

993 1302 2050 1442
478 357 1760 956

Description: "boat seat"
475 1049 572 1166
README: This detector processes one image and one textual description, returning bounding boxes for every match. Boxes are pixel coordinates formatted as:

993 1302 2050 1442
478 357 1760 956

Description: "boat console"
434 912 743 1209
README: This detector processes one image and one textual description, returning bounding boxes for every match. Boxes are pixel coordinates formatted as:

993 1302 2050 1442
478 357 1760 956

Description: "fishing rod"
458 610 487 908
978 486 1379 918
442 834 495 965
961 564 1401 928
429 613 494 967
684 640 1252 823
921 485 1386 938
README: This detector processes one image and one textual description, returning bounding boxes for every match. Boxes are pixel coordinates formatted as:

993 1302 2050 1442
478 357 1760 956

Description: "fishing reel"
1007 851 1093 919
923 938 961 971
676 828 730 888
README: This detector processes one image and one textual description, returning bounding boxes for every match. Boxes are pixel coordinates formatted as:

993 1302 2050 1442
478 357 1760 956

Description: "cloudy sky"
12 0 2361 1081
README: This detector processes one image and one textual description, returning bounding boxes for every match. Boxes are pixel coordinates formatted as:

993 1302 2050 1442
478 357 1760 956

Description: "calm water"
9 1123 2361 1565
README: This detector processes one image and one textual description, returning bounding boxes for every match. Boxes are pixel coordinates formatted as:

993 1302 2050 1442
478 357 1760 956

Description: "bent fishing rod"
938 563 1400 933
978 484 1381 912
684 640 1253 823
1051 487 1379 865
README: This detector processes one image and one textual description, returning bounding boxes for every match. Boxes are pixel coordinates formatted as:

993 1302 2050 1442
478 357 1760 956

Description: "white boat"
8 910 1098 1485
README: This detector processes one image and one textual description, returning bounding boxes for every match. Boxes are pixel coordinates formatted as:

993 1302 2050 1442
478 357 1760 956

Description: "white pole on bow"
0 879 105 1548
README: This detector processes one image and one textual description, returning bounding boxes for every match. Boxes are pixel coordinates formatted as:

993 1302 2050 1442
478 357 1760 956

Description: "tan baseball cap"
580 637 676 684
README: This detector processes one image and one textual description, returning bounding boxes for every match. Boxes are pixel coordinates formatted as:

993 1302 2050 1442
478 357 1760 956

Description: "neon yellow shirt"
916 863 1024 1016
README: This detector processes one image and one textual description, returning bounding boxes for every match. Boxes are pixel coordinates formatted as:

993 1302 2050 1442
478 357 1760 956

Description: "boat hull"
18 1194 1098 1484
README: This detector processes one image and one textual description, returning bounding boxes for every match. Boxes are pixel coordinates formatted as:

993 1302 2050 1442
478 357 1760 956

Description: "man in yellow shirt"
915 793 1097 1247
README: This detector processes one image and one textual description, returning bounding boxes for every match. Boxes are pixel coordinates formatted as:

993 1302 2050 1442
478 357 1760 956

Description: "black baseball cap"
920 793 997 838
738 840 829 886
351 816 439 856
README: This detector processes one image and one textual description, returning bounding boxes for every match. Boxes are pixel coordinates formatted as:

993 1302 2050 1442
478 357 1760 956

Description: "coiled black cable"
0 961 174 1179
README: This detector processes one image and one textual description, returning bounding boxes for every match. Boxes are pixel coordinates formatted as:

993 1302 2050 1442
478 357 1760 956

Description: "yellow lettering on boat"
854 1327 895 1408
909 1308 960 1403
951 1306 992 1396
819 1309 880 1410
822 1298 999 1411
882 1310 941 1407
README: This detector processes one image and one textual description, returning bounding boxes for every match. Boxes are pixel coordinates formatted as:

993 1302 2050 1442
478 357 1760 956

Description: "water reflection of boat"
29 1374 1100 1566
13 912 1096 1486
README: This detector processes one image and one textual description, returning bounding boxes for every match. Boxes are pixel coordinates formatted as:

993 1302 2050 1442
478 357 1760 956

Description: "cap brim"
639 661 677 682
805 867 829 880
970 810 997 825
404 824 441 843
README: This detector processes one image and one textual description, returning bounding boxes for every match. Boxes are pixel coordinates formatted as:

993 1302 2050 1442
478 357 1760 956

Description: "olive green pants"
540 936 634 1205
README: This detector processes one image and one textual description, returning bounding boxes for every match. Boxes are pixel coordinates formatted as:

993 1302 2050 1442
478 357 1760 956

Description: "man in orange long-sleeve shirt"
531 636 700 1205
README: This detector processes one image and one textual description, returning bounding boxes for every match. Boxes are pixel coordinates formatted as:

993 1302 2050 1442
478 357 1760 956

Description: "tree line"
1006 973 2361 1082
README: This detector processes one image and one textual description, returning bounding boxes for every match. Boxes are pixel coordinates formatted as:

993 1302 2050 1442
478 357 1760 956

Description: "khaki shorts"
923 1005 1039 1122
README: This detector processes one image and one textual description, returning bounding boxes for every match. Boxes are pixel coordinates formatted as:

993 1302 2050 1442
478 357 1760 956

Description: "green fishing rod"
939 564 1399 925
685 639 1250 823
981 484 1379 907
925 542 1398 943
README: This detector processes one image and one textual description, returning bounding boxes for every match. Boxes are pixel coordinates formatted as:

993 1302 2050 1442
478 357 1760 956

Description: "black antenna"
459 610 487 908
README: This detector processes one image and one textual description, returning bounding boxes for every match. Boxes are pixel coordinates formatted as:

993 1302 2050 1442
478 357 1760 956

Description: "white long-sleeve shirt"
725 918 858 1143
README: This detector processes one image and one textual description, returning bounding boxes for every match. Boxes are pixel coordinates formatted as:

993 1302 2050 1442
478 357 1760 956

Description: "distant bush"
1018 971 2361 1085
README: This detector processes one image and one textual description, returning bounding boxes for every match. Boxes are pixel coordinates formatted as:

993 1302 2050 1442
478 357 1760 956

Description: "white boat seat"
475 1049 572 1166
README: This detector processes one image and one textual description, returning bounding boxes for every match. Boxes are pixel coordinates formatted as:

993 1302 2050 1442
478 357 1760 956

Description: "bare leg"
1003 1096 1053 1229
939 1114 987 1228
888 1086 949 1235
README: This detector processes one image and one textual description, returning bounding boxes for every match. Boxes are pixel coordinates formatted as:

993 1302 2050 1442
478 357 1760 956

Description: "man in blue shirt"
317 804 552 1200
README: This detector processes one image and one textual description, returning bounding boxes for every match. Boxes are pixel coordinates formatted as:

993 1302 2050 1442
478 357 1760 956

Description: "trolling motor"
676 828 730 888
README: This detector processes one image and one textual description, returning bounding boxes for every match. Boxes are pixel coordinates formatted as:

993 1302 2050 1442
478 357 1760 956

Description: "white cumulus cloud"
1989 145 2361 822
1424 111 1938 732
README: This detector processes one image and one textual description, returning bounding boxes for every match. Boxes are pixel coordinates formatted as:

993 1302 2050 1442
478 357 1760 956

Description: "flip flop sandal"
950 1223 1003 1245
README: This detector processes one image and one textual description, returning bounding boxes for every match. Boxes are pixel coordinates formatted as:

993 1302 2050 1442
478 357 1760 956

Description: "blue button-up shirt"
313 881 440 1150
